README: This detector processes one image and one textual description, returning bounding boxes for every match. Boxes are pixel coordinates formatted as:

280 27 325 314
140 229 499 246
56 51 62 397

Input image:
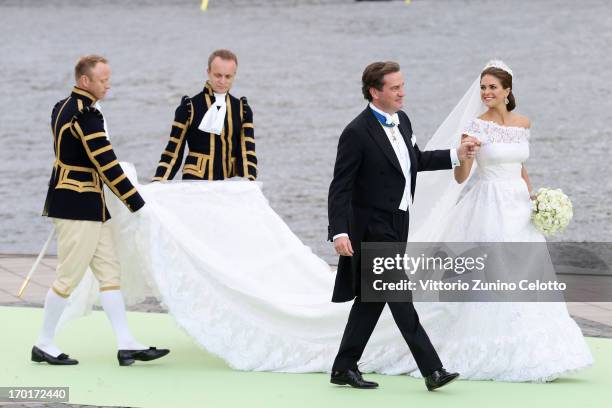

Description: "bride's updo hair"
480 67 516 111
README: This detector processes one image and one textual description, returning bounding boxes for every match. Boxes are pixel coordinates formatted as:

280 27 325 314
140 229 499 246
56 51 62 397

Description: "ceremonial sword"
17 229 55 298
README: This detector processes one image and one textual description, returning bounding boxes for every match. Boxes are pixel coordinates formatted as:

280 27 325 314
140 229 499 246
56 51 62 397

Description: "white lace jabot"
198 92 227 135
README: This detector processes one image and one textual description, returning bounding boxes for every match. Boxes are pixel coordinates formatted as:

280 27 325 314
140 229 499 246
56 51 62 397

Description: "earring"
505 97 509 105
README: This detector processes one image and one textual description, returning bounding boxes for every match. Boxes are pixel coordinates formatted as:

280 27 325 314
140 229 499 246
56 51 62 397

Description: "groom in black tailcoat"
328 61 477 390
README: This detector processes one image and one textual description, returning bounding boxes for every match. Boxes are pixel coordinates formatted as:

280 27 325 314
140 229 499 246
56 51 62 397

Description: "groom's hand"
457 136 481 161
334 236 354 257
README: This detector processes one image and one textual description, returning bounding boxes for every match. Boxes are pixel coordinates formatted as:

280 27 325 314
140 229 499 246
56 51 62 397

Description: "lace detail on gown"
463 118 530 145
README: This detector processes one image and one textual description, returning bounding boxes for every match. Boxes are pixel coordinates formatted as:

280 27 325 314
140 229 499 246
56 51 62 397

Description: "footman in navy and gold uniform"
33 55 169 367
153 49 257 181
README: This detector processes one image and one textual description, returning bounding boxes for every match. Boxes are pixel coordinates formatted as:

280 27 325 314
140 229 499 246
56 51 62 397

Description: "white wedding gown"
407 118 592 381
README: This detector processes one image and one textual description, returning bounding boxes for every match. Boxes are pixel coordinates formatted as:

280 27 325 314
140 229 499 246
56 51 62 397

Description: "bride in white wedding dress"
407 61 592 381
63 60 592 381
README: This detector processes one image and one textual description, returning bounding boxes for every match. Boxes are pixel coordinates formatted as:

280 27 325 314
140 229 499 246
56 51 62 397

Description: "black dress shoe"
117 347 170 366
330 368 379 389
31 346 78 365
425 368 459 391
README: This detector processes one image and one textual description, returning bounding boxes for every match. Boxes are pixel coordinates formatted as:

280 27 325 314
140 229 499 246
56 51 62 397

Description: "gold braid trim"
204 93 215 180
110 173 127 186
83 132 107 141
52 98 72 168
120 187 137 201
239 99 249 178
161 100 193 180
100 160 119 172
91 144 113 157
73 122 127 203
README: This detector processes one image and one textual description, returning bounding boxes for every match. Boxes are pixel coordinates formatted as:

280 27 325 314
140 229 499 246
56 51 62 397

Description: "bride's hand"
457 136 481 161
458 142 474 161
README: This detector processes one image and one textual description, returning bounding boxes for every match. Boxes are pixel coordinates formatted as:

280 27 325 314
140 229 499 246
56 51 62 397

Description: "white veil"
408 75 487 242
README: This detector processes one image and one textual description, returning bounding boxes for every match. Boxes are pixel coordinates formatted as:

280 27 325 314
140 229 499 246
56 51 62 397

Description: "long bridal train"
58 161 591 381
71 163 428 374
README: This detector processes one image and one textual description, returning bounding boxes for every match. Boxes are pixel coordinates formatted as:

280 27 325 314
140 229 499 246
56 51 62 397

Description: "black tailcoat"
328 107 452 302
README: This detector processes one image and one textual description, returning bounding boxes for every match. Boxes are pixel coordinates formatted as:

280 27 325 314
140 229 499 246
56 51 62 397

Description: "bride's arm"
454 134 474 184
521 164 534 197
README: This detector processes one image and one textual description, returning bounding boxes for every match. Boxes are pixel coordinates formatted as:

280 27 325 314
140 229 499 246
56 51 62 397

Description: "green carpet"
0 306 608 408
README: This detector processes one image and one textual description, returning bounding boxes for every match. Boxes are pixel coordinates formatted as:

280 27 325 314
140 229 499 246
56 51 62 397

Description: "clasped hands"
333 136 482 257
457 136 481 161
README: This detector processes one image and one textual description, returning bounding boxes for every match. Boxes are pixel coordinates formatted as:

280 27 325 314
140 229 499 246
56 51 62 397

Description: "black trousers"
332 208 442 376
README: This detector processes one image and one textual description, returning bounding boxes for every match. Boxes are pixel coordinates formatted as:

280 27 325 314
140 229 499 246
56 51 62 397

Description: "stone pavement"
0 254 164 313
1 254 611 335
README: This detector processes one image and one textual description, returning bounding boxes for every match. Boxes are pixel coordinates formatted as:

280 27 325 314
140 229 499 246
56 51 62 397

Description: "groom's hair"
362 61 400 101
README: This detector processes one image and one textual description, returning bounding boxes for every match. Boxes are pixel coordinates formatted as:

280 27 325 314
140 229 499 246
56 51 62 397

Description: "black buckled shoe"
330 367 379 389
31 346 78 365
425 368 459 391
117 347 170 366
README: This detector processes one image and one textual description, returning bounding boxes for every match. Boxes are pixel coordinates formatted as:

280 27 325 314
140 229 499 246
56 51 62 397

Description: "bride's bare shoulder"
510 113 531 129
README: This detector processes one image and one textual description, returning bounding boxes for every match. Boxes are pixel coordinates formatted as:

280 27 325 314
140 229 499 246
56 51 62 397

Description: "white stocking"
35 288 67 357
100 290 147 351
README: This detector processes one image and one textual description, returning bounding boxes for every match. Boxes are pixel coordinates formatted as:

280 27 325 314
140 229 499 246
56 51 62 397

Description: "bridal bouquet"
531 188 573 236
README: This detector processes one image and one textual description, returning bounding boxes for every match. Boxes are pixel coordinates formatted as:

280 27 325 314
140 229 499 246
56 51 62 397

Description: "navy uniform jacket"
153 82 257 181
42 87 145 222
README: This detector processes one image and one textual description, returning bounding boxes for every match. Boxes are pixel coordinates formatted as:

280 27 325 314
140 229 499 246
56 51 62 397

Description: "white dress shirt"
369 103 413 212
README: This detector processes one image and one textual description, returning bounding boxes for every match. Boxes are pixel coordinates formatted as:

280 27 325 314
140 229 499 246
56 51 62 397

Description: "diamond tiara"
482 59 513 77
